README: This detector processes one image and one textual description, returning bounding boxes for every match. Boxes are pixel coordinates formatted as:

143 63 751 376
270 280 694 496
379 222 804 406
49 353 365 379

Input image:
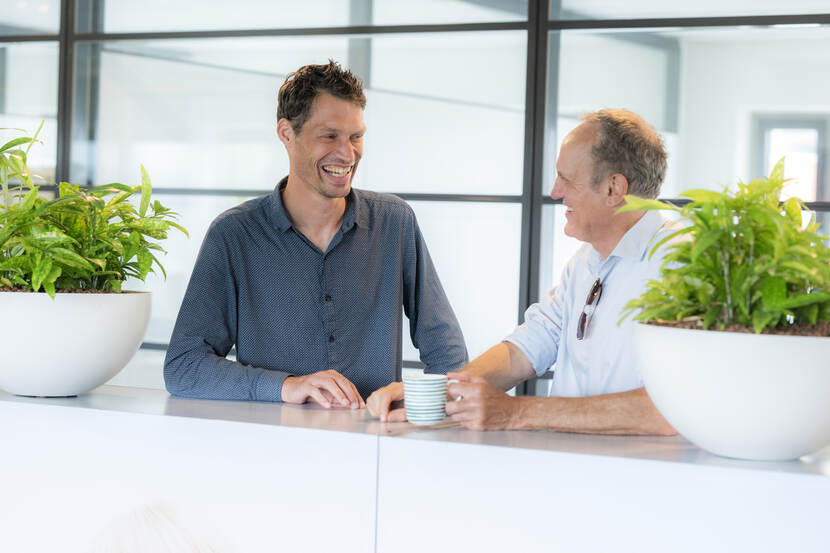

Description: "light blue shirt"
505 210 680 398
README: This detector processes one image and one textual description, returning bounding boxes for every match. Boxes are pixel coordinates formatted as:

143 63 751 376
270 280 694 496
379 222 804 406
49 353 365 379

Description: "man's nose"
334 139 356 163
550 178 564 200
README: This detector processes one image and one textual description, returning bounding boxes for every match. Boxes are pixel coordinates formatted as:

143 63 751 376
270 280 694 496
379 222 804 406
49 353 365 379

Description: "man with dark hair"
165 60 466 405
368 109 679 433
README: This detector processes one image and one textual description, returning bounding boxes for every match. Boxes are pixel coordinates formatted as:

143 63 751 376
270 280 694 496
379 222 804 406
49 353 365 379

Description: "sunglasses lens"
578 279 602 340
577 311 587 340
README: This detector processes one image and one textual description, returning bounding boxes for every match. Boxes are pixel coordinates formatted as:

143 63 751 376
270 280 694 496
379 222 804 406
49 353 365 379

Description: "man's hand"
444 372 522 430
366 382 407 422
281 370 365 409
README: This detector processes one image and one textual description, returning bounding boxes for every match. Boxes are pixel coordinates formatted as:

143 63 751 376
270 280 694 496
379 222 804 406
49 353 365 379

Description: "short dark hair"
581 109 667 199
277 59 366 134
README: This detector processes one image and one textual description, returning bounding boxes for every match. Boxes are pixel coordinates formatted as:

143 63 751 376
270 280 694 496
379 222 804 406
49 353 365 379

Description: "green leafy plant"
1 124 188 297
619 158 830 334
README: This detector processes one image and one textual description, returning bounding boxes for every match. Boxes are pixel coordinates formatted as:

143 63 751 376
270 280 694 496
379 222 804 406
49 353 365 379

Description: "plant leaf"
681 189 726 204
31 255 52 292
0 137 33 154
49 247 95 271
139 165 152 217
616 195 679 214
760 276 787 310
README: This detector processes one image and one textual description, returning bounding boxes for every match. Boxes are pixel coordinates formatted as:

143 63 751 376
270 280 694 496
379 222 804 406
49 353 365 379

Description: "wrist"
281 376 295 402
509 396 534 430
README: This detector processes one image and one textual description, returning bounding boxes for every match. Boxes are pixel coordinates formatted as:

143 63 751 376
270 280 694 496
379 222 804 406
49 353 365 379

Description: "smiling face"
550 123 615 246
279 92 366 199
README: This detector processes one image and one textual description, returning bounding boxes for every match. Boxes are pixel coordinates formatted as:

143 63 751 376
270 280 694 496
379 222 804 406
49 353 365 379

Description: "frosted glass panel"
549 26 830 198
0 42 59 183
74 32 525 195
127 193 260 344
557 33 670 131
364 31 526 195
554 0 830 19
373 0 525 24
79 0 523 33
0 0 60 35
539 204 583 298
402 201 522 362
72 38 349 188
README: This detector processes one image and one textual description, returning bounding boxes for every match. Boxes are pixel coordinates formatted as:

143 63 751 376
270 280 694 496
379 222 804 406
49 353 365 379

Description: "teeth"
323 165 351 177
566 207 574 212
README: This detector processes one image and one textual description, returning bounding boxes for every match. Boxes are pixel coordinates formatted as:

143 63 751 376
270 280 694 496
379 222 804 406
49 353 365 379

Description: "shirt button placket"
322 256 335 369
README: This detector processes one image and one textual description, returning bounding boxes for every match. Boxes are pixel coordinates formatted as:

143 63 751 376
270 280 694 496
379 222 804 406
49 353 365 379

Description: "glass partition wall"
2 1 829 393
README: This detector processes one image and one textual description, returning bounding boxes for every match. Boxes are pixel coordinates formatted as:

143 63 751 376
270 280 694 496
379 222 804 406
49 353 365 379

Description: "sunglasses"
577 278 603 340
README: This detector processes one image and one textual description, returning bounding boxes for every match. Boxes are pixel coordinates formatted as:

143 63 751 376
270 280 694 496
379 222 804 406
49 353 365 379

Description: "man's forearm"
461 342 535 390
510 387 676 435
164 337 290 402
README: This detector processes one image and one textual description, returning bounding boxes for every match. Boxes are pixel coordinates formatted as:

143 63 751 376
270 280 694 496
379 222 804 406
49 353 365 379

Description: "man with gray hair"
368 109 679 433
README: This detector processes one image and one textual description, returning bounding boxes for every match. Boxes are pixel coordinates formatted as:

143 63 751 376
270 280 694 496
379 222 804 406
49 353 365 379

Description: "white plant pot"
635 322 830 461
0 291 150 397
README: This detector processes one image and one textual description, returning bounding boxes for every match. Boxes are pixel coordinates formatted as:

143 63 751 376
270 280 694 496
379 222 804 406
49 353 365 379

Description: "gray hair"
581 109 667 199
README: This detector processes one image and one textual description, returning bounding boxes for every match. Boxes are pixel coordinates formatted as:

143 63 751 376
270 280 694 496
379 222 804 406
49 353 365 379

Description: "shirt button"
328 335 335 343
325 295 332 302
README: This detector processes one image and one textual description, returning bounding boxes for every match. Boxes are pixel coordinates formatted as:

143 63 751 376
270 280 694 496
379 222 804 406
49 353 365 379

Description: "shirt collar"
606 209 665 260
270 176 369 233
271 177 293 232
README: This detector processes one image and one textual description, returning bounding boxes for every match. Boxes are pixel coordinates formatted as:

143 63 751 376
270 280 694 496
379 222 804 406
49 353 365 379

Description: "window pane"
0 42 58 183
539 204 583 296
547 26 830 199
73 32 526 195
374 0 525 24
126 193 260 344
77 0 524 33
553 0 830 20
765 128 819 202
402 201 522 361
71 38 347 188
0 0 60 35
365 31 526 195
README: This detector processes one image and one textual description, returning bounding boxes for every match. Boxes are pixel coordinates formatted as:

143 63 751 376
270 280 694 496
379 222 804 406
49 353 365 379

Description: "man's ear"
606 173 629 206
276 118 295 146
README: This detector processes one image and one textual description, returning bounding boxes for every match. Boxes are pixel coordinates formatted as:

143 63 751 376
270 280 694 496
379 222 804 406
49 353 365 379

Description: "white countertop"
3 384 829 477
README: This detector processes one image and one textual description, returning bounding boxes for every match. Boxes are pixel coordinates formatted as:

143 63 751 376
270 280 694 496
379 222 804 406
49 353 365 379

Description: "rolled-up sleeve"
504 283 566 376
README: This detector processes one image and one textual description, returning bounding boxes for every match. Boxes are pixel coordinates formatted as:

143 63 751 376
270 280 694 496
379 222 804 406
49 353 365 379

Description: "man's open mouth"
322 165 353 177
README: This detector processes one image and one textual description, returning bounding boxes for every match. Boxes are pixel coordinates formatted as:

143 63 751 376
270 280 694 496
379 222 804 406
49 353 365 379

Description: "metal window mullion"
56 0 75 183
0 35 61 43
514 0 549 397
70 21 530 43
546 13 830 30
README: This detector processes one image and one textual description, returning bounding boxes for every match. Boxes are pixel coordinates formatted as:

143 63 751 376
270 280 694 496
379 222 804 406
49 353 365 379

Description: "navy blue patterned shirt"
164 178 467 402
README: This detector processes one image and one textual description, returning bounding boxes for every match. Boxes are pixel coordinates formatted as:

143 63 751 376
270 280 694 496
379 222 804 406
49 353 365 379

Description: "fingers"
446 372 482 383
366 389 388 420
313 376 351 407
444 395 463 416
307 386 332 409
306 370 363 409
447 380 481 403
367 383 403 422
328 371 365 409
386 407 407 423
285 370 365 409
